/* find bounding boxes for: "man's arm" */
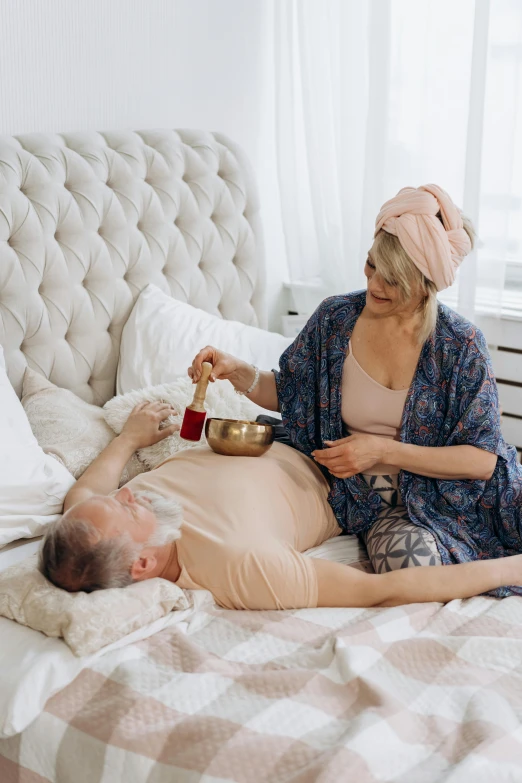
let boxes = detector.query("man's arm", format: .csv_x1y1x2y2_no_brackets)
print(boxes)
312,554,520,608
63,402,178,512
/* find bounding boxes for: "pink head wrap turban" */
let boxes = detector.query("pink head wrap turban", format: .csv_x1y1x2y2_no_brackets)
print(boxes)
374,184,471,291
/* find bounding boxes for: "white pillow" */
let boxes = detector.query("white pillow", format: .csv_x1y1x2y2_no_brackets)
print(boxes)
0,553,188,657
117,284,293,394
21,368,143,485
0,347,75,548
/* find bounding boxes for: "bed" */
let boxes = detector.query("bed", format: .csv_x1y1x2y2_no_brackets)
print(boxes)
1,129,522,783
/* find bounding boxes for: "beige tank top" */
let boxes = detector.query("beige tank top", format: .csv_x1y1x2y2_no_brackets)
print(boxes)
341,342,408,475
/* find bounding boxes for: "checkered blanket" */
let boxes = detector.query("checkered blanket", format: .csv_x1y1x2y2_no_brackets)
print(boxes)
1,596,522,782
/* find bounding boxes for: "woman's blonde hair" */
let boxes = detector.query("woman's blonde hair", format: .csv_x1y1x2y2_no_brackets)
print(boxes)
370,213,475,345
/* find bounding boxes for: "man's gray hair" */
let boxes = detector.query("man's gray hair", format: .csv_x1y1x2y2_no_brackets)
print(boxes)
39,516,139,593
39,492,184,593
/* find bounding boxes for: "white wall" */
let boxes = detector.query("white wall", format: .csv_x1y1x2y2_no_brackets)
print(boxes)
0,0,288,329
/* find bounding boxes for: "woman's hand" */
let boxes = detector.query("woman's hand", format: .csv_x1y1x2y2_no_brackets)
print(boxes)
120,401,179,450
188,345,280,412
188,345,258,393
312,434,388,478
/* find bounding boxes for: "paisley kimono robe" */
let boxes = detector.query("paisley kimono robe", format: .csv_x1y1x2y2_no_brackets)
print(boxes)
274,291,522,596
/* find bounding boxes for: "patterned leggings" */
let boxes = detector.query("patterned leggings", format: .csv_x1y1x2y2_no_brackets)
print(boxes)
360,474,441,574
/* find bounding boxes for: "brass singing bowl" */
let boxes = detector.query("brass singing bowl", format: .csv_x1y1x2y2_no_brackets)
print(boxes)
205,418,275,457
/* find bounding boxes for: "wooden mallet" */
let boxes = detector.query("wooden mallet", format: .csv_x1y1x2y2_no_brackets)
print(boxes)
180,361,213,441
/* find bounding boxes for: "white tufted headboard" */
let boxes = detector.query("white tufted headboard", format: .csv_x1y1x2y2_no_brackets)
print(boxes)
0,129,265,405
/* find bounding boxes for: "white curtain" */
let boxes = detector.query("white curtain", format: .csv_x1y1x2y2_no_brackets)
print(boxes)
275,0,522,320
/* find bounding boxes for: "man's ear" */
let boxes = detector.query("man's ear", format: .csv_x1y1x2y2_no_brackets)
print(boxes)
114,485,134,504
130,553,158,582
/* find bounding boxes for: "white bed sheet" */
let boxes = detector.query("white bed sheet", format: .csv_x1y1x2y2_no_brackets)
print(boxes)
0,537,42,572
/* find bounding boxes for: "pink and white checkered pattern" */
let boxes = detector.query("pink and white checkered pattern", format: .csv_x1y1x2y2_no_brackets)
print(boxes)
2,596,522,782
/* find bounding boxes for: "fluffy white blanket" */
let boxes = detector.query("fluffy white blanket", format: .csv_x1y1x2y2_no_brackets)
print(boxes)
103,376,270,470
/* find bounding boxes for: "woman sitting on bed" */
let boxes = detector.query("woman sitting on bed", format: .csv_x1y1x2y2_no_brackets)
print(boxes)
40,400,522,608
190,184,522,596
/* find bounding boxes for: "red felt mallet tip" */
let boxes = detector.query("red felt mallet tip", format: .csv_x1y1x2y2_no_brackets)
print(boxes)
180,409,206,441
180,361,213,441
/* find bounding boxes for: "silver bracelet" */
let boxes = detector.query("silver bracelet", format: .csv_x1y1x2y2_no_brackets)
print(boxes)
235,365,260,396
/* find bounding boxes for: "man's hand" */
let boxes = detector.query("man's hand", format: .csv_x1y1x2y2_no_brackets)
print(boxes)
312,434,388,478
121,402,180,450
64,402,180,511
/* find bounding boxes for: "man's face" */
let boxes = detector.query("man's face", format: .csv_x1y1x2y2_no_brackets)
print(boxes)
67,486,158,545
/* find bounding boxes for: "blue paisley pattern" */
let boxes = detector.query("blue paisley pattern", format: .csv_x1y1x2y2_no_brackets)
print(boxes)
274,291,522,597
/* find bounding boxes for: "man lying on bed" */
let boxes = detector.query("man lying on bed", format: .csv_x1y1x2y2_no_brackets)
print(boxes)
40,401,522,609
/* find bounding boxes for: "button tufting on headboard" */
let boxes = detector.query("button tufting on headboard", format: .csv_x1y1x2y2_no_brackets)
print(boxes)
0,129,266,403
